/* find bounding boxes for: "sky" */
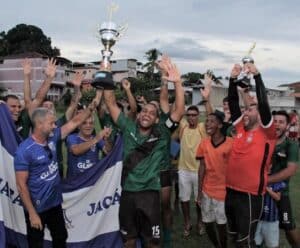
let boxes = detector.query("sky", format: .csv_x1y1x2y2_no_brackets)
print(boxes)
2,0,300,87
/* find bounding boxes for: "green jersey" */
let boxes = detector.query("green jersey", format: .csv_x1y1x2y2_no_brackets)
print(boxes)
271,138,299,195
117,112,172,192
16,110,32,140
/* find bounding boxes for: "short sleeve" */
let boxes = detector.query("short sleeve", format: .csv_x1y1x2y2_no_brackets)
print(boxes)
14,149,30,171
196,139,206,159
116,112,134,132
66,134,78,149
198,122,207,138
287,140,299,164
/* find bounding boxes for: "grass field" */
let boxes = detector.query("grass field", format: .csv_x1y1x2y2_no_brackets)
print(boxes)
171,169,300,248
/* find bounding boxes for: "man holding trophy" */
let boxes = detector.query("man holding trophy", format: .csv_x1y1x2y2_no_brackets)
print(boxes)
92,5,185,248
225,50,277,247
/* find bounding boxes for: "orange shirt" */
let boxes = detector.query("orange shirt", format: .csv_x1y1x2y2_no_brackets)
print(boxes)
196,136,233,201
226,118,276,195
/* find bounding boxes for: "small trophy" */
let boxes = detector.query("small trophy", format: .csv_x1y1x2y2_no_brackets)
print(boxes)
235,42,256,88
92,3,127,89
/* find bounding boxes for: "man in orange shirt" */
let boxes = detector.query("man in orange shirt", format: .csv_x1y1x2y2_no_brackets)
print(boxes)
225,63,277,247
197,111,233,248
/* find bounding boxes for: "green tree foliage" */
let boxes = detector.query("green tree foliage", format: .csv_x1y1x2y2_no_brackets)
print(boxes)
182,72,203,85
0,24,60,57
142,48,162,81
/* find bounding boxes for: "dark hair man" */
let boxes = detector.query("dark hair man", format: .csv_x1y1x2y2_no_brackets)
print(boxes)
269,110,300,248
225,63,277,247
103,58,184,248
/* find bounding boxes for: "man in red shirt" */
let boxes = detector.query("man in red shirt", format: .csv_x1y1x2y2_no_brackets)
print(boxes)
225,63,277,247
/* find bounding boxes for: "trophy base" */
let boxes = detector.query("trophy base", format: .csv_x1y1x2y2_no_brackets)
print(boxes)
92,71,115,90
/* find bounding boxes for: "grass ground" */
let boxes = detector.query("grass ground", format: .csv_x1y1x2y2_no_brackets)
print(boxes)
171,169,300,248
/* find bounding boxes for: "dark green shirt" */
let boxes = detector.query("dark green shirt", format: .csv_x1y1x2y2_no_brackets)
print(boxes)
16,110,32,140
117,112,172,192
271,138,299,195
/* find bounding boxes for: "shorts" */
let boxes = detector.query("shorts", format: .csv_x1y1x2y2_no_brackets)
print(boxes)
255,220,279,247
160,169,172,188
178,169,198,202
119,190,160,245
278,194,296,230
225,188,263,246
201,191,227,225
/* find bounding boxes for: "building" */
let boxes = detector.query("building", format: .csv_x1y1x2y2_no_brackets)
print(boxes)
0,52,72,101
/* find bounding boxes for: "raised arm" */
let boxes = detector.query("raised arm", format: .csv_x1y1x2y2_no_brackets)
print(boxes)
22,59,32,109
245,63,272,126
69,127,111,156
200,73,213,115
162,60,185,122
104,89,121,124
60,89,103,139
65,72,83,121
121,78,137,118
157,54,171,113
27,58,57,117
228,64,242,123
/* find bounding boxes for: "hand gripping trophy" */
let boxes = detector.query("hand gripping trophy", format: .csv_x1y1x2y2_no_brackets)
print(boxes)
92,3,127,89
235,42,256,88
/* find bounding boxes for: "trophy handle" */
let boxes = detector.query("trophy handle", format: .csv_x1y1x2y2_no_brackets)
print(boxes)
116,23,128,41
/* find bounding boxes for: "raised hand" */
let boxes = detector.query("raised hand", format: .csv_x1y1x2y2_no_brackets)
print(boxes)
230,64,242,78
121,78,131,90
71,72,84,87
102,126,112,140
244,62,259,75
156,54,171,75
44,58,57,78
162,60,181,84
22,58,32,76
200,73,213,100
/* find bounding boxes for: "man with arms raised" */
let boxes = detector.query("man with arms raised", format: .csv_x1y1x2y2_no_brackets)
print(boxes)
225,63,277,247
13,90,102,248
103,58,184,248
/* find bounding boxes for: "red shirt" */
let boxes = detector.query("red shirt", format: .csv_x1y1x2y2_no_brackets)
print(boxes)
226,117,276,195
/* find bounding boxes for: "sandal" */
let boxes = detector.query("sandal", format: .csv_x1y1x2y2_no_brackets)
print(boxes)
183,225,192,238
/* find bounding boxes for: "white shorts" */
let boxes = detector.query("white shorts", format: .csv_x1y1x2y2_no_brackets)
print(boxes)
201,191,227,225
255,220,279,248
178,169,198,202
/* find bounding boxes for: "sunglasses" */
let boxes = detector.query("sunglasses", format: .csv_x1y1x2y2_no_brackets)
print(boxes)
186,114,198,117
44,145,53,160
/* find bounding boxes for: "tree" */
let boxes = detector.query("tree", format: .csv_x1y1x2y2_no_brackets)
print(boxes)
0,24,60,57
142,48,162,81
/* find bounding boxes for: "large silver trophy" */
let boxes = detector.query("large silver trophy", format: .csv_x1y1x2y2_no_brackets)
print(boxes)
92,3,126,89
235,42,256,88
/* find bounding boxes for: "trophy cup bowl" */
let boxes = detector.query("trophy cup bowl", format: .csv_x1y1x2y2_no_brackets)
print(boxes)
92,22,120,89
234,56,254,89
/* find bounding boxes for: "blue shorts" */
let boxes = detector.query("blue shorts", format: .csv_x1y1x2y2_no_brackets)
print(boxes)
255,220,279,247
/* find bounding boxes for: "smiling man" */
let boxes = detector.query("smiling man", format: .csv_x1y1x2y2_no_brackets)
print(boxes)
225,63,277,247
103,58,184,248
268,110,300,248
13,90,102,248
196,111,233,248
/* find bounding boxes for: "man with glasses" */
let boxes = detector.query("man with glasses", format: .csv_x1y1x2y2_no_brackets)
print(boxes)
177,105,207,237
225,63,277,247
13,90,102,248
